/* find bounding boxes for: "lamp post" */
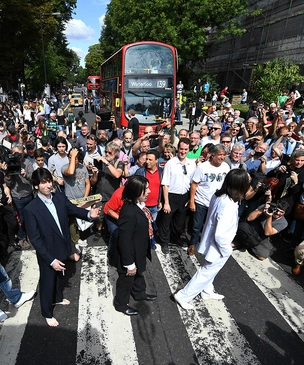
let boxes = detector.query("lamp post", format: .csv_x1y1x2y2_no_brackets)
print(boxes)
39,12,61,97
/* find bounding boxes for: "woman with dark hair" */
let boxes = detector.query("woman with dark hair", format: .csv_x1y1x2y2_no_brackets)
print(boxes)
174,169,249,309
113,175,157,316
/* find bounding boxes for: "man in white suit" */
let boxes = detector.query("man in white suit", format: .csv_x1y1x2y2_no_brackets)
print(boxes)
174,169,249,309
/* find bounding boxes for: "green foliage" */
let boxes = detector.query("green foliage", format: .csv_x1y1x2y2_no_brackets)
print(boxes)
99,0,248,78
85,44,104,76
231,104,249,118
250,59,304,105
0,0,77,94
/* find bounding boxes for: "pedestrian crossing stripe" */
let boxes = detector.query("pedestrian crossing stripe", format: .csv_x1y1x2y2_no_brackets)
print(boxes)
232,250,304,341
1,246,303,364
155,244,261,364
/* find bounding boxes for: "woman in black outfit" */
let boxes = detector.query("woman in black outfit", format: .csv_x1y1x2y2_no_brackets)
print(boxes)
113,175,157,316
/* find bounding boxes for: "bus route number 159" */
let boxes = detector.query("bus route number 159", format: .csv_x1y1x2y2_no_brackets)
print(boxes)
156,80,167,88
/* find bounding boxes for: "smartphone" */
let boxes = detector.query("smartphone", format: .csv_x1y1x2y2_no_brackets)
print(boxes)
149,134,159,139
254,151,264,157
291,132,301,141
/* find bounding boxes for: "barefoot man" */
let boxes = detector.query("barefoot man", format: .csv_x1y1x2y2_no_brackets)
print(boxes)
24,168,101,326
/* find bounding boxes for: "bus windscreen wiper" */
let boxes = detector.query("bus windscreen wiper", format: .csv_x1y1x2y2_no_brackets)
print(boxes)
127,90,141,97
144,91,163,97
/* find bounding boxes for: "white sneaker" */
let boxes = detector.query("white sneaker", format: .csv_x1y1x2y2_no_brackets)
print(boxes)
0,310,8,321
201,291,224,300
78,239,88,247
174,292,193,310
14,290,36,308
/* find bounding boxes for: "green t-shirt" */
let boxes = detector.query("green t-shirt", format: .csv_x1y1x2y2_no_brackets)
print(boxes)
187,146,202,159
278,95,288,107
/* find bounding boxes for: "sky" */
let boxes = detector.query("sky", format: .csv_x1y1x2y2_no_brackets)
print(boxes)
64,0,110,67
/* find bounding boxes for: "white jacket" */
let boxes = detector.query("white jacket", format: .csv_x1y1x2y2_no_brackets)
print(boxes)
197,194,239,263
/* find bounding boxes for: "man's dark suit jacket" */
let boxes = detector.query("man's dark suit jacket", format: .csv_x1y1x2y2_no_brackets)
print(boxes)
24,192,89,265
116,202,151,274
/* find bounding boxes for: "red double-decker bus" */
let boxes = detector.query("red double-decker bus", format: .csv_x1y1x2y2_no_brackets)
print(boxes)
99,41,177,134
87,75,100,99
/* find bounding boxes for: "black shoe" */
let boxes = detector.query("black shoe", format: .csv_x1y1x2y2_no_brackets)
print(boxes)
172,240,188,248
93,231,102,242
161,244,169,254
123,307,139,316
133,294,157,302
9,242,22,251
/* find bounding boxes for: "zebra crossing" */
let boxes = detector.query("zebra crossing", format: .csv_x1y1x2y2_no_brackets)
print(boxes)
0,243,303,365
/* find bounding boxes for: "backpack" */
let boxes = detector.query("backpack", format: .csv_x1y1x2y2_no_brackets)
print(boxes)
68,112,74,124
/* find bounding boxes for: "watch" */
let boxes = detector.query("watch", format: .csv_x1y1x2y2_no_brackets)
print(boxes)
105,162,110,166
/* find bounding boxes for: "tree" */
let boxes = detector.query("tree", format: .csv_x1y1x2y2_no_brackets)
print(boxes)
250,59,304,105
99,0,247,83
0,0,77,94
85,44,104,76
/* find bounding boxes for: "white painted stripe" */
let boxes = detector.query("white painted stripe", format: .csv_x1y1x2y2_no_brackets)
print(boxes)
233,250,304,341
76,246,138,365
0,250,39,365
155,244,261,365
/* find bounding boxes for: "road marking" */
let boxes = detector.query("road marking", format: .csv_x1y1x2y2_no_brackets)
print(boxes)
0,250,39,365
155,244,261,364
233,250,304,342
76,246,138,365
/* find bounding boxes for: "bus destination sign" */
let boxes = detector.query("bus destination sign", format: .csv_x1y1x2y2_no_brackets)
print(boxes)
127,79,168,89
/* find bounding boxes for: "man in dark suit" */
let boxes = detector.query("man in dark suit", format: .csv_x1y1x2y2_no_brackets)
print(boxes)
24,168,101,327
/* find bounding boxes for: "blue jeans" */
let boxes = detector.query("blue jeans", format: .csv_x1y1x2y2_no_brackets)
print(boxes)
105,215,119,260
146,205,159,231
189,202,208,246
0,263,21,304
13,194,33,240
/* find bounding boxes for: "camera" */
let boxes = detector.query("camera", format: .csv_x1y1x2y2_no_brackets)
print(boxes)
267,202,278,214
285,166,292,176
259,183,270,192
21,129,28,136
0,146,22,175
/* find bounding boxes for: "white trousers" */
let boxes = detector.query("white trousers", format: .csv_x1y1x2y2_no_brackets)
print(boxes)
178,255,230,303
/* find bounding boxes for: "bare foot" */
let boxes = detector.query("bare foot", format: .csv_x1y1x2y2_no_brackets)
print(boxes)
187,245,195,256
69,253,81,262
54,298,70,305
46,317,59,327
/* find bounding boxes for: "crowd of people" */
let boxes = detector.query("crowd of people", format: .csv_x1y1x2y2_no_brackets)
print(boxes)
1,87,304,322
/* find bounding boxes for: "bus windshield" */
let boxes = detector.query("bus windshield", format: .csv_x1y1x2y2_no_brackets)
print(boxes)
124,91,172,124
124,44,174,75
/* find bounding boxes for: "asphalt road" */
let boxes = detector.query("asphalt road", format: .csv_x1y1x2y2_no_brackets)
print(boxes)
1,232,304,365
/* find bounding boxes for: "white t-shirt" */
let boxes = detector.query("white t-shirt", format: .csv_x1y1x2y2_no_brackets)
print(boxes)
161,156,196,194
192,160,230,207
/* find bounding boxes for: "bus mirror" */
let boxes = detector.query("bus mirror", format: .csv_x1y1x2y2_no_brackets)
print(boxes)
115,98,120,107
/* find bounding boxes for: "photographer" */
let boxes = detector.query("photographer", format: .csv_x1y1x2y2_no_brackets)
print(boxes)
243,142,269,174
3,143,33,250
234,199,289,260
267,150,304,218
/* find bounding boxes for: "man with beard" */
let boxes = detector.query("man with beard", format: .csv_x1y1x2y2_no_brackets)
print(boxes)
188,144,230,255
83,134,103,176
121,130,134,161
201,122,222,148
90,142,124,242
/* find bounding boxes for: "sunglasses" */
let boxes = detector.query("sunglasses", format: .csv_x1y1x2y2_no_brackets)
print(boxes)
182,165,187,175
221,140,231,143
210,127,221,131
105,151,113,155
